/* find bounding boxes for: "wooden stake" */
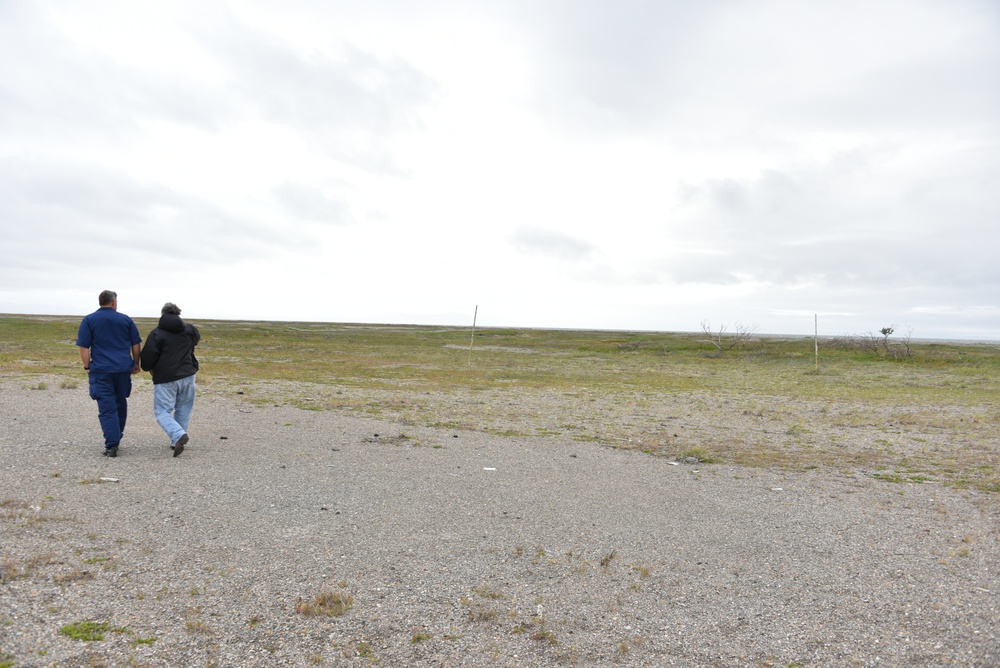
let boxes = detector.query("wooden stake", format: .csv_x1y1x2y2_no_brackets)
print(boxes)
468,305,478,366
814,313,819,370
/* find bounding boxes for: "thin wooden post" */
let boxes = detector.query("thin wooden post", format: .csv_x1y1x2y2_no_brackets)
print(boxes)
814,314,819,370
467,305,478,366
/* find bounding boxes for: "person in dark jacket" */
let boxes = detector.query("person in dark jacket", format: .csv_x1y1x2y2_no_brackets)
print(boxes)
140,302,200,457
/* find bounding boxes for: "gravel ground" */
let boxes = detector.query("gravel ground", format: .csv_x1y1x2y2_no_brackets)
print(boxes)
1,378,998,667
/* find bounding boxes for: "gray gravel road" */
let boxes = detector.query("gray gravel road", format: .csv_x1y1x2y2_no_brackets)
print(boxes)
1,380,998,667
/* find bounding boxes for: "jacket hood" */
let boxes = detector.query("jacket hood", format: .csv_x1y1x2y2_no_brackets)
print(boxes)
158,312,185,334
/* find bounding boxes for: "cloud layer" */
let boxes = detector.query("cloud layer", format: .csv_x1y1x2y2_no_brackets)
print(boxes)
1,0,997,339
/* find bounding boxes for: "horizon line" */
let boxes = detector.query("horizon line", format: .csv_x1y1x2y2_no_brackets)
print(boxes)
3,311,998,345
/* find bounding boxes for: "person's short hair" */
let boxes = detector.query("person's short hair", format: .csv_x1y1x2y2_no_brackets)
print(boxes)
98,290,117,306
161,302,181,316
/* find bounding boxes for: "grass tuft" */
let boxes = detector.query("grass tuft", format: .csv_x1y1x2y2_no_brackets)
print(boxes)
295,590,353,617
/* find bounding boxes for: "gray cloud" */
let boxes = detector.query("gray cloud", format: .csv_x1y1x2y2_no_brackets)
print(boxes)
0,158,303,288
513,1,709,131
662,153,1000,292
510,228,596,260
0,3,438,172
274,182,350,224
508,0,1000,138
220,39,434,132
0,5,227,140
201,14,439,172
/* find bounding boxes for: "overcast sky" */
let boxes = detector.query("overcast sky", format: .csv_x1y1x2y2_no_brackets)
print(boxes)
2,1,998,339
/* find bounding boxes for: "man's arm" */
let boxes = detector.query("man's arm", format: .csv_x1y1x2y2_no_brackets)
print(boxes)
131,343,141,374
78,346,91,371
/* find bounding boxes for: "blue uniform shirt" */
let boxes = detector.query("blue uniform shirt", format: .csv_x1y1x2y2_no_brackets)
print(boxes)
76,307,142,373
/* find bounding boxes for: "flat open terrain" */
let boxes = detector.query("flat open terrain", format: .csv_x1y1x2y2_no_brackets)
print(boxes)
1,315,998,666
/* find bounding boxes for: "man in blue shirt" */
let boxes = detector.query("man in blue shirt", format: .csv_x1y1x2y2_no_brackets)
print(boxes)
76,290,142,457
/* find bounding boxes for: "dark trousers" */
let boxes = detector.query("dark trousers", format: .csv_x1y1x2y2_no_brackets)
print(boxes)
89,371,132,448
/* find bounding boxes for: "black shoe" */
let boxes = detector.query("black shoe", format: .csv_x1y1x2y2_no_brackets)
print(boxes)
103,446,118,458
173,434,188,457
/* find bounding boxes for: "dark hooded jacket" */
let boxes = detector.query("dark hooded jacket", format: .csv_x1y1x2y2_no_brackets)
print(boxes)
139,312,200,384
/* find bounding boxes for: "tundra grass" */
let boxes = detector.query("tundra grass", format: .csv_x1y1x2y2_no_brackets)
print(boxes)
2,314,998,491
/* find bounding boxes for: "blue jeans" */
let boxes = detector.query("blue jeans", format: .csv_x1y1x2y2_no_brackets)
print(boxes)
153,375,196,446
89,371,132,448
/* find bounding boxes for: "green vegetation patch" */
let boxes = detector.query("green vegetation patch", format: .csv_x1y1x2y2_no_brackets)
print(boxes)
58,620,112,641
